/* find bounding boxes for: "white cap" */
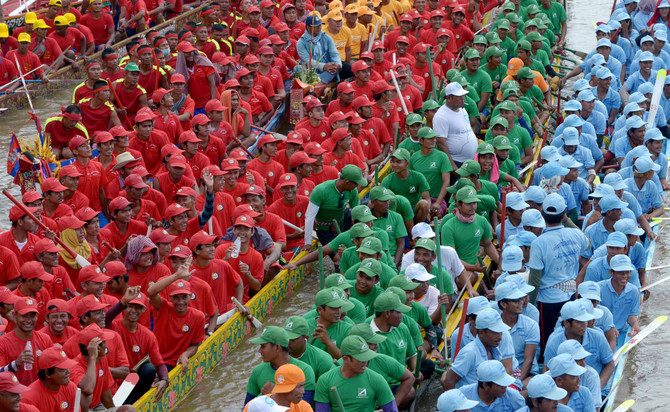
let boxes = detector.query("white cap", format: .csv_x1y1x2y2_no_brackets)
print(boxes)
405,263,435,282
445,82,469,97
411,222,436,240
245,396,290,412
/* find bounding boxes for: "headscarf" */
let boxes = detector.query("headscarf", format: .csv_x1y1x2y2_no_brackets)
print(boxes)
648,0,670,25
474,153,501,184
641,0,658,15
59,228,92,269
221,90,241,136
124,236,159,272
174,51,221,95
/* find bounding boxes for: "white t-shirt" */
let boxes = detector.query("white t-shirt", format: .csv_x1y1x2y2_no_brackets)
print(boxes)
432,105,478,163
416,285,440,316
401,245,465,292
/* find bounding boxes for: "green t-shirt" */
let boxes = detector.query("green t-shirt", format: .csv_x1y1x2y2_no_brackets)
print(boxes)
391,194,414,223
372,321,418,364
508,125,533,160
348,284,384,317
340,246,394,275
447,193,498,222
522,84,545,108
343,257,397,289
398,136,423,156
309,180,360,225
409,149,453,198
327,228,390,258
335,351,407,386
247,357,316,396
480,62,508,86
296,344,336,381
428,265,455,294
306,316,354,353
518,96,538,119
464,95,480,119
381,170,430,208
440,214,493,264
346,296,368,323
372,210,408,259
315,367,396,411
541,2,567,33
460,68,493,110
408,300,433,328
484,130,522,164
498,35,517,56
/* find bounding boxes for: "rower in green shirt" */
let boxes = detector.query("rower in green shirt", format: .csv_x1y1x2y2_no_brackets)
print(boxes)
460,48,493,113
409,127,452,218
343,236,397,288
480,46,507,91
370,292,419,376
484,116,523,165
382,148,430,224
283,316,335,382
325,273,367,323
447,172,499,226
476,141,525,191
306,287,355,359
493,136,521,189
411,238,455,298
340,226,394,275
397,113,424,156
369,186,408,266
245,326,317,405
348,258,385,317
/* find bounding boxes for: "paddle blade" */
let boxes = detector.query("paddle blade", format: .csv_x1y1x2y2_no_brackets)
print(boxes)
74,254,91,267
612,399,635,412
112,373,139,406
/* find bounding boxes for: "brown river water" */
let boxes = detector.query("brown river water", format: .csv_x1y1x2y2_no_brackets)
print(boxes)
0,1,667,409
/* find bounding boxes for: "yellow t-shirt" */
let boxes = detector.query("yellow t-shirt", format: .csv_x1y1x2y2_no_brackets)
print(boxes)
346,22,368,59
380,0,403,24
325,25,352,61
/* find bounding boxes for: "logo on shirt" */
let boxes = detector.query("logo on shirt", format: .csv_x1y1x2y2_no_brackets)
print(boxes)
297,211,303,218
212,272,219,280
430,162,436,168
268,171,275,177
98,369,104,377
398,339,405,348
386,225,392,231
60,401,69,410
182,325,190,332
409,186,416,193
217,205,224,211
132,345,140,353
475,229,481,237
357,388,368,398
35,349,42,356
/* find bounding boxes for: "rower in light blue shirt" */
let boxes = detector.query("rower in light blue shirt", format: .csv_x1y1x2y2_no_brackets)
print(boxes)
495,192,529,243
585,232,641,287
515,374,574,412
582,195,628,258
557,128,595,181
578,281,617,352
623,156,663,215
494,273,540,324
557,339,603,409
459,360,525,412
597,255,641,340
547,354,596,412
437,389,479,412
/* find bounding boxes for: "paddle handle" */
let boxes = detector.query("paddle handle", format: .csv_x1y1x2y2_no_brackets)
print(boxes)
453,299,469,359
250,124,276,135
231,135,255,158
330,386,347,412
318,245,325,290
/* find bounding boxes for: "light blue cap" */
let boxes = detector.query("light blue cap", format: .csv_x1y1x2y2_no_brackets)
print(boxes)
524,185,546,204
577,297,604,319
641,35,654,44
608,20,621,30
527,373,568,400
614,218,645,236
577,90,596,102
562,127,580,145
564,100,582,111
605,231,628,248
596,38,612,48
588,183,614,198
501,245,524,272
563,114,586,127
543,193,566,215
656,31,669,42
621,0,637,5
638,82,654,95
477,360,516,385
557,339,592,360
626,115,646,130
645,127,665,142
437,389,479,412
573,78,591,92
610,254,635,272
559,155,583,169
635,156,661,173
504,274,535,294
596,67,615,80
659,0,670,9
521,208,545,228
540,145,561,162
589,53,606,66
615,8,632,17
577,280,602,301
623,102,643,115
476,308,510,332
560,300,595,322
542,162,569,179
638,51,655,62
508,231,537,247
466,296,491,315
599,194,628,213
495,279,527,301
602,173,627,190
653,23,668,32
596,24,611,33
506,192,529,211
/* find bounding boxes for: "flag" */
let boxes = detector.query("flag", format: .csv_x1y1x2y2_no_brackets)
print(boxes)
7,132,21,177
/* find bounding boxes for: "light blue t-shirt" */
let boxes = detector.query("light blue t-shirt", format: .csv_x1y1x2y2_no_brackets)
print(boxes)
558,146,595,180
460,382,525,412
591,240,647,273
623,177,663,214
597,279,640,334
584,255,641,288
568,178,590,216
568,385,596,412
544,327,613,374
507,314,540,371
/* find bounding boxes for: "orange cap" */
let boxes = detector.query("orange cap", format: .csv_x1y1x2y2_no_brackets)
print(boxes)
506,57,524,76
271,364,306,394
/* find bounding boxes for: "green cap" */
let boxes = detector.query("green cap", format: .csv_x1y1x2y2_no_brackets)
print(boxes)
352,205,376,222
350,222,374,239
391,147,411,161
473,35,487,45
456,186,479,203
422,99,439,111
536,17,548,29
386,286,407,305
332,287,355,312
484,46,503,60
490,116,509,129
477,141,495,155
415,237,436,252
388,274,420,291
250,326,289,347
445,68,460,81
325,273,352,290
503,87,520,99
502,2,515,11
341,164,367,186
454,75,470,87
417,126,437,139
525,19,539,29
464,48,481,59
447,177,475,194
517,66,537,79
406,112,424,125
500,80,520,94
283,316,309,339
493,135,513,150
526,4,540,14
455,159,481,177
485,32,501,44
497,18,510,30
499,100,517,111
370,186,395,201
517,39,532,51
357,236,382,254
374,291,411,313
505,12,521,23
315,287,349,308
358,258,381,278
348,323,387,344
124,62,140,72
526,31,543,42
340,335,377,361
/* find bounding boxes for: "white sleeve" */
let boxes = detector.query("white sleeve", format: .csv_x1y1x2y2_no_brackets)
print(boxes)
304,201,320,246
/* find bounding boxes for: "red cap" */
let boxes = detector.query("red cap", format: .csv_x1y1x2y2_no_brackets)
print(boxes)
14,297,40,314
235,35,251,45
109,197,132,213
233,204,262,219
192,114,212,127
258,45,274,55
123,174,149,190
34,238,62,255
79,265,111,283
337,81,354,93
274,22,289,32
22,190,43,204
430,9,445,17
289,151,317,168
169,154,189,168
58,166,83,180
150,228,177,244
352,60,369,73
161,145,184,159
453,5,466,14
396,35,410,44
170,73,186,84
174,186,197,199
372,80,395,95
245,185,266,198
399,13,413,22
169,245,191,259
165,203,189,219
0,287,20,305
8,205,38,221
269,34,285,45
77,323,115,345
38,347,78,370
167,279,192,296
46,298,71,316
277,173,299,187
260,0,274,7
359,51,374,60
76,295,111,317
352,96,374,109
328,110,348,124
190,230,217,249
247,5,260,13
102,261,127,278
257,134,280,148
224,79,241,88
0,373,28,394
233,214,255,228
153,88,174,104
110,125,130,137
437,28,453,38
68,135,88,152
95,131,115,144
212,52,232,65
205,99,227,113
127,292,148,307
135,107,157,123
179,131,202,144
236,67,252,80
285,131,304,145
203,165,226,176
57,215,86,232
346,111,366,124
331,128,352,142
413,43,428,53
243,54,260,65
306,99,326,112
304,142,327,155
370,40,384,51
177,41,197,53
229,149,248,161
42,177,68,192
222,158,241,171
76,207,100,222
131,165,151,177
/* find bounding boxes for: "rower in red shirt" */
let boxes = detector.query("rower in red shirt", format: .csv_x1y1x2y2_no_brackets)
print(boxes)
73,62,103,104
446,6,474,51
48,16,85,61
247,135,286,197
137,44,167,100
41,177,74,224
79,80,122,134
176,41,217,111
22,346,78,412
154,154,196,202
179,131,212,182
203,101,232,161
13,262,54,330
66,265,119,316
323,129,367,172
69,324,115,410
34,239,77,301
268,173,310,252
147,264,206,369
123,174,161,223
222,159,251,205
354,98,393,159
275,131,303,173
0,54,18,90
326,81,356,116
80,0,116,48
44,105,88,159
128,107,171,175
350,60,374,99
153,87,184,144
303,142,339,186
30,20,63,67
99,197,148,250
37,298,78,345
69,135,109,216
111,63,149,129
294,99,330,144
237,67,273,125
195,165,235,233
6,33,46,82
193,24,218,59
0,205,42,267
101,49,124,84
164,170,215,248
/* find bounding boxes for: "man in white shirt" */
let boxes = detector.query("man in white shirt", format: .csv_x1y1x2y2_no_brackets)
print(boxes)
433,82,478,171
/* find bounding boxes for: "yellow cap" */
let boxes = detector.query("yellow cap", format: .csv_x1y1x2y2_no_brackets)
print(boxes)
358,5,373,15
18,33,31,43
344,4,359,13
0,23,8,38
64,12,77,23
329,0,342,9
32,19,51,29
54,16,69,26
24,12,37,25
326,10,343,21
372,0,382,6
48,0,62,6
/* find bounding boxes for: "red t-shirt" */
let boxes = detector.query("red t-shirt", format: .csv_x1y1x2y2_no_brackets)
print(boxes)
363,116,393,146
44,265,77,301
101,69,124,85
241,89,273,116
153,301,206,366
47,28,81,54
64,190,90,214
0,57,18,87
294,118,330,144
0,331,53,385
304,165,339,186
44,115,88,149
214,242,264,302
37,324,79,345
354,128,383,161
254,212,287,244
252,73,276,100
70,354,114,408
195,191,236,234
325,98,354,117
73,159,108,211
128,129,171,176
209,122,235,148
447,20,474,50
30,38,62,66
351,82,373,100
371,102,400,136
222,182,250,206
191,259,240,313
23,377,78,412
0,231,41,266
247,158,285,189
5,50,43,78
111,318,165,368
132,198,161,223
0,245,20,287
153,111,184,144
371,59,393,79
155,171,196,203
79,99,115,134
188,64,216,109
267,195,309,250
13,288,51,330
138,66,166,100
113,80,147,128
43,203,74,224
185,152,212,182
99,220,148,250
73,81,95,104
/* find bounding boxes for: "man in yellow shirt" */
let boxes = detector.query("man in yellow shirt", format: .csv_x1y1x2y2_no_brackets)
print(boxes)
324,10,352,63
344,4,369,59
